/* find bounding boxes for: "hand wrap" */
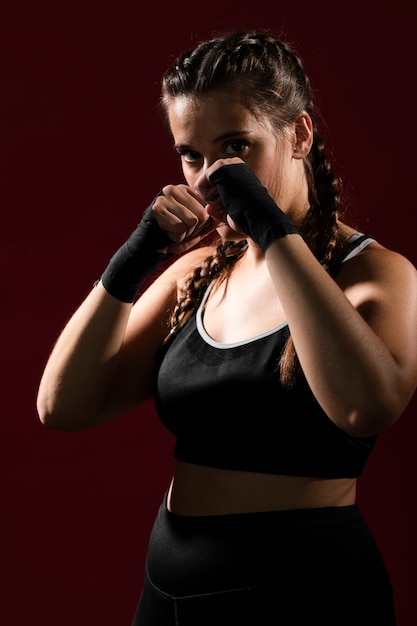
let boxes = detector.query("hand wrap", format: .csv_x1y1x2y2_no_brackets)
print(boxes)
209,163,300,253
98,196,172,303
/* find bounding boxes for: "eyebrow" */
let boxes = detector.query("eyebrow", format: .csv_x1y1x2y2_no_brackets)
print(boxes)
173,129,251,151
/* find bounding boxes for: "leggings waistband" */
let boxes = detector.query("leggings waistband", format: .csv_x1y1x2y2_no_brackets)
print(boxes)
162,490,363,531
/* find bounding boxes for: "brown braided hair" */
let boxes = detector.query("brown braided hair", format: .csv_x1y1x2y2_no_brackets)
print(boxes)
159,31,348,387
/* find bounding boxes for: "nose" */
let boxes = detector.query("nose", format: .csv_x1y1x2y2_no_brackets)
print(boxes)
190,155,218,193
202,155,220,171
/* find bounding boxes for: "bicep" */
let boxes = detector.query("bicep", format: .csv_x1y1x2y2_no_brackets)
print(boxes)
342,249,417,394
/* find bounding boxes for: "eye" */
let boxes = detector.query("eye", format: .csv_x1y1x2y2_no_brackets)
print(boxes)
176,148,202,163
224,140,249,157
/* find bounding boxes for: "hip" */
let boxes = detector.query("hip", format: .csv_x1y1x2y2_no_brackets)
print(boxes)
147,491,390,596
134,493,396,625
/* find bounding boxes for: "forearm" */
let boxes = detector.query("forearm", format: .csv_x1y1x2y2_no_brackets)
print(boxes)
37,194,176,429
265,236,409,436
207,161,415,436
36,283,133,430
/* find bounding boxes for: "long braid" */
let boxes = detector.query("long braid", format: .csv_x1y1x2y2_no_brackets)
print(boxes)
281,128,343,386
164,240,247,345
301,127,343,267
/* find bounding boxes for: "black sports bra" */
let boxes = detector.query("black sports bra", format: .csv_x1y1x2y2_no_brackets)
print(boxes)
154,234,377,478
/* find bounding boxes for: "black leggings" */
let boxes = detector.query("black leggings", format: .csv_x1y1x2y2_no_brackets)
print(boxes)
132,496,396,625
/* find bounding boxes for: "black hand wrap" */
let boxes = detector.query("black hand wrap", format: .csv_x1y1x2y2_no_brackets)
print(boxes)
209,163,300,253
98,196,172,303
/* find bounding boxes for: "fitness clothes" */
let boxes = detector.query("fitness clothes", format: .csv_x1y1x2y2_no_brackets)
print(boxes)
155,234,377,478
131,494,396,625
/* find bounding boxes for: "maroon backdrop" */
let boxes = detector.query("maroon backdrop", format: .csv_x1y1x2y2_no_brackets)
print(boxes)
2,2,416,624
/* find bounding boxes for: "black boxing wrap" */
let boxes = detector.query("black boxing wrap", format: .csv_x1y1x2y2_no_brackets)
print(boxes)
98,197,172,303
209,163,300,253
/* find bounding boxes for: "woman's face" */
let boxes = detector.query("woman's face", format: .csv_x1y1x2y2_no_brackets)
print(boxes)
167,88,310,226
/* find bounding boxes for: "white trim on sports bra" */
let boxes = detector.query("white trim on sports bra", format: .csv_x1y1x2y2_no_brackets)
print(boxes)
342,234,376,262
196,233,376,350
196,282,288,349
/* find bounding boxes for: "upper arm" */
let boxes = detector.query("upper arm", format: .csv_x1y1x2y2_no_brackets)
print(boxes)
338,244,417,401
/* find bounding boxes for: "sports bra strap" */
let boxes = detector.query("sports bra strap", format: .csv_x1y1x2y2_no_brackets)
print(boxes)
329,233,376,278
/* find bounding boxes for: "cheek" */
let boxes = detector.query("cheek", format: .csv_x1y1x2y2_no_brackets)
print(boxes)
248,149,282,186
262,156,289,200
181,164,198,188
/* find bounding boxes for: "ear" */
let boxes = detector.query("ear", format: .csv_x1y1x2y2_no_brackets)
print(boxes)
292,112,313,159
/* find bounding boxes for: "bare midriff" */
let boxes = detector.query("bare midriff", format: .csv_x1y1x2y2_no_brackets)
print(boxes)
167,460,357,516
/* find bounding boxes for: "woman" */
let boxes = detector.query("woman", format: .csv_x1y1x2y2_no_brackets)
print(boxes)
36,31,417,624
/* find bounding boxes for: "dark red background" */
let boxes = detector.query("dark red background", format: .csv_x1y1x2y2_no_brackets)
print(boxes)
2,2,416,624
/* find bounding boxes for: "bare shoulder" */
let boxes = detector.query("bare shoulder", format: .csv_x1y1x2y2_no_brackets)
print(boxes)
338,238,417,287
335,239,417,346
337,238,417,371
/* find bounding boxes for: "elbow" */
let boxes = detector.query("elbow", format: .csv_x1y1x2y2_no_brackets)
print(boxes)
343,407,395,438
36,382,67,430
36,393,85,432
37,404,76,432
335,364,417,438
36,393,55,428
341,387,413,438
36,388,114,431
